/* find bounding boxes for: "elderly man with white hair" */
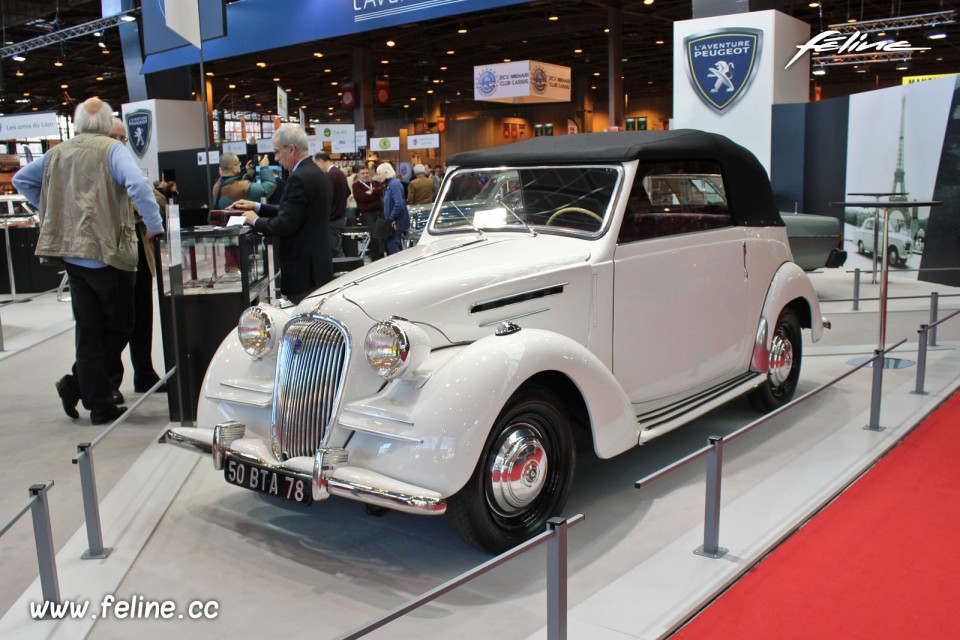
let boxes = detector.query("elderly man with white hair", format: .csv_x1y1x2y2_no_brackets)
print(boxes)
228,124,333,303
13,98,163,425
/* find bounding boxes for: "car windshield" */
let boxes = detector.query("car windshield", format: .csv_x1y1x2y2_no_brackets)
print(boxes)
429,166,621,237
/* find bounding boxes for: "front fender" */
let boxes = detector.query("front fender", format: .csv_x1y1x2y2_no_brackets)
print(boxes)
759,261,824,344
342,328,637,498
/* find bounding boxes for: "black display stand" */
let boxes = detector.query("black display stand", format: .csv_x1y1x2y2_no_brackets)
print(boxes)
0,224,64,295
155,226,267,421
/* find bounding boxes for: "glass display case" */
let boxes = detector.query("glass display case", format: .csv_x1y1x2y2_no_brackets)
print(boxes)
0,194,61,295
154,226,269,421
156,226,267,302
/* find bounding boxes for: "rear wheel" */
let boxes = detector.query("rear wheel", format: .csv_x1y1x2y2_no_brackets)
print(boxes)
857,240,865,255
749,309,802,412
888,245,901,267
448,385,575,553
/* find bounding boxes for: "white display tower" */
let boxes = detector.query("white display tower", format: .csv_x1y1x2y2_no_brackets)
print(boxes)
672,9,809,175
120,99,207,183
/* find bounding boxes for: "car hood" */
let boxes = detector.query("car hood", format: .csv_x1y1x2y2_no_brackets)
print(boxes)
308,233,593,342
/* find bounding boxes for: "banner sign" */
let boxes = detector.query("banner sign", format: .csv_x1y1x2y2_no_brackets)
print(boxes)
474,60,571,103
0,112,61,139
277,84,288,119
683,28,762,113
371,137,400,152
196,149,220,165
307,135,320,156
408,133,440,149
332,138,356,154
356,130,368,149
256,138,273,153
222,140,247,155
317,124,355,146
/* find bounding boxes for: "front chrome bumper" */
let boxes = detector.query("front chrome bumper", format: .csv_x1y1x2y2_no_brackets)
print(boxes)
165,423,446,515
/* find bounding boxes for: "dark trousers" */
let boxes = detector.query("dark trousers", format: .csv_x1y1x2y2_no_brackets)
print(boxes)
109,237,159,390
386,230,405,255
360,210,386,261
65,263,135,417
330,215,346,258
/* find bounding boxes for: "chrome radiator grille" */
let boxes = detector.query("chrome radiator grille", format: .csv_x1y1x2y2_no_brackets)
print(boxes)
271,315,349,460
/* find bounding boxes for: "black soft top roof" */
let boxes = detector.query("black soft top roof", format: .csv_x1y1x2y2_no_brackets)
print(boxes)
448,129,783,227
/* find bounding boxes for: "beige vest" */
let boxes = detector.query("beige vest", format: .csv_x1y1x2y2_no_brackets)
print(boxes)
36,133,138,271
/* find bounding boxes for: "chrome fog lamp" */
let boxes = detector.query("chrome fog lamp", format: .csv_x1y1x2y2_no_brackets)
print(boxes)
238,305,283,358
365,319,430,379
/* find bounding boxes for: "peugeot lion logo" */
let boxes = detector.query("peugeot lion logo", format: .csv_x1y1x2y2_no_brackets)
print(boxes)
684,28,763,114
124,109,152,158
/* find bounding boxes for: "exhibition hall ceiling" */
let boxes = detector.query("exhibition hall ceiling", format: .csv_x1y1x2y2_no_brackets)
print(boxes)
0,0,957,122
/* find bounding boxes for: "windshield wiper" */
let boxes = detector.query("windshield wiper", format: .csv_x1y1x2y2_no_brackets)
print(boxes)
446,202,485,238
498,198,537,236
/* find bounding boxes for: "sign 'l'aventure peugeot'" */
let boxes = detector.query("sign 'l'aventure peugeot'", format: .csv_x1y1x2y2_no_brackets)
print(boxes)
684,28,763,114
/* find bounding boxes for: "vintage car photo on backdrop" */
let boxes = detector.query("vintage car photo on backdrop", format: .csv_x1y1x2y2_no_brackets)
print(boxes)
166,130,827,552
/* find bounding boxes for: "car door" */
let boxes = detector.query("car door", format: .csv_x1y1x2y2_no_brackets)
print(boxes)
612,165,750,405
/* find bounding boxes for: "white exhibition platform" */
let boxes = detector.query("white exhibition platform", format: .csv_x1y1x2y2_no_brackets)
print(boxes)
1,267,958,640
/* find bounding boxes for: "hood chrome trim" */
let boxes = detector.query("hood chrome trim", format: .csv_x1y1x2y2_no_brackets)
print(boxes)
470,282,568,314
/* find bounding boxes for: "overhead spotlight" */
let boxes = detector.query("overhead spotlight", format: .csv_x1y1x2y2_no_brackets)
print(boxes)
54,60,63,67
96,76,104,81
503,58,511,62
812,68,826,76
427,89,434,94
313,52,323,58
256,62,267,68
102,49,109,54
272,77,280,82
228,84,236,89
926,27,947,40
98,41,106,48
457,24,467,34
119,15,136,22
440,66,448,70
446,50,455,54
60,84,68,89
12,55,25,62
93,32,101,37
244,94,251,99
644,0,654,4
574,48,583,53
808,2,820,7
548,15,559,21
655,39,665,45
15,69,24,76
386,40,396,47
381,59,389,64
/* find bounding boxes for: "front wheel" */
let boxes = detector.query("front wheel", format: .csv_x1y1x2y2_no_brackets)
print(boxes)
748,309,802,412
887,246,901,267
856,240,865,255
448,385,575,553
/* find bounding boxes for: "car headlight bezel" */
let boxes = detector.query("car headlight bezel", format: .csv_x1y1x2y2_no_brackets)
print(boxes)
237,305,285,358
365,319,430,379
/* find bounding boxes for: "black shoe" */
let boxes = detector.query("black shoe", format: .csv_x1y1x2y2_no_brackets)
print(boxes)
134,376,165,393
55,376,80,420
111,389,125,405
91,405,127,426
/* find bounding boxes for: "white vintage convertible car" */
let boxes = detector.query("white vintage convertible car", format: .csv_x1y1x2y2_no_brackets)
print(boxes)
166,130,825,552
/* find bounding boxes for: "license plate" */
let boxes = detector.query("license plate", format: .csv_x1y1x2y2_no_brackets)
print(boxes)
224,457,313,505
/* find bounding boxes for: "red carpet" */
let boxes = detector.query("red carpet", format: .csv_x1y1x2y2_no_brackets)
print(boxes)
673,390,960,640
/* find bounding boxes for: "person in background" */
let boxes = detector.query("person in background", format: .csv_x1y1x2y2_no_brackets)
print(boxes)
352,165,385,261
407,163,435,206
13,98,163,425
377,162,410,255
345,165,358,225
213,153,276,208
313,152,348,258
108,118,167,399
228,124,333,304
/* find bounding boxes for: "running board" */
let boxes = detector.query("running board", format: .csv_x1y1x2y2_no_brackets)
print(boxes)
637,372,764,444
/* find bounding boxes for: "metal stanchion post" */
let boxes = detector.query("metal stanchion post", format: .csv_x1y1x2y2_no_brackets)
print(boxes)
0,305,5,352
865,349,885,432
547,517,571,640
930,292,939,347
74,444,112,559
914,325,929,396
694,436,728,559
852,268,861,311
29,482,61,608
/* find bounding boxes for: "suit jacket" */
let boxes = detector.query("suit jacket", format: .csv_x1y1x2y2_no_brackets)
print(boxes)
253,158,333,298
327,165,349,221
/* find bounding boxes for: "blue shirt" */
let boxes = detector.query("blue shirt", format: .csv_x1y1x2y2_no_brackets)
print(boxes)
13,141,164,268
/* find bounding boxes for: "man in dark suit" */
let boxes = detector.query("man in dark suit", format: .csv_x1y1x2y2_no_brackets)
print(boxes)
228,124,333,304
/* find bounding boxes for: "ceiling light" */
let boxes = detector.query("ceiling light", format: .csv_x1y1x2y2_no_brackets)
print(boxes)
98,41,107,48
457,27,467,34
410,97,417,101
926,27,948,39
440,66,448,70
574,48,583,53
256,62,266,68
331,81,338,86
272,77,280,82
102,50,109,54
324,68,331,73
256,103,261,107
23,92,30,96
12,55,25,62
206,71,214,76
591,85,597,90
604,28,610,33
381,59,389,64
447,50,455,54
96,76,104,81
313,52,323,58
855,68,867,73
847,18,858,23
386,40,396,47
656,39,665,44
503,58,511,62
808,2,820,7
548,15,559,21
244,94,251,99
644,0,654,4
60,84,68,89
593,71,601,76
285,88,291,92
427,89,434,94
812,68,826,76
93,31,101,37
228,84,236,89
120,15,136,22
15,70,23,76
54,60,63,67
433,79,440,83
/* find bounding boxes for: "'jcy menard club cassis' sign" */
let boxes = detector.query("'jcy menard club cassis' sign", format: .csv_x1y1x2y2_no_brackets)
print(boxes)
684,28,763,114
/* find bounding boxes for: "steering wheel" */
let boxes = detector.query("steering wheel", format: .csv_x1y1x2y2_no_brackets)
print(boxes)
545,207,603,226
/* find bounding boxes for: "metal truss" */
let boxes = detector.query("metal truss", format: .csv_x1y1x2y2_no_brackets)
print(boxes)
0,9,138,59
812,51,915,68
829,10,956,34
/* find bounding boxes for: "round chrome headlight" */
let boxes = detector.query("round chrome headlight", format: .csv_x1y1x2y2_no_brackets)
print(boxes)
365,319,430,379
238,306,274,357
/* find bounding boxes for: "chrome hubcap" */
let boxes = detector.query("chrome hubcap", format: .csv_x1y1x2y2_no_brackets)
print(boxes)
769,331,794,387
487,425,548,516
